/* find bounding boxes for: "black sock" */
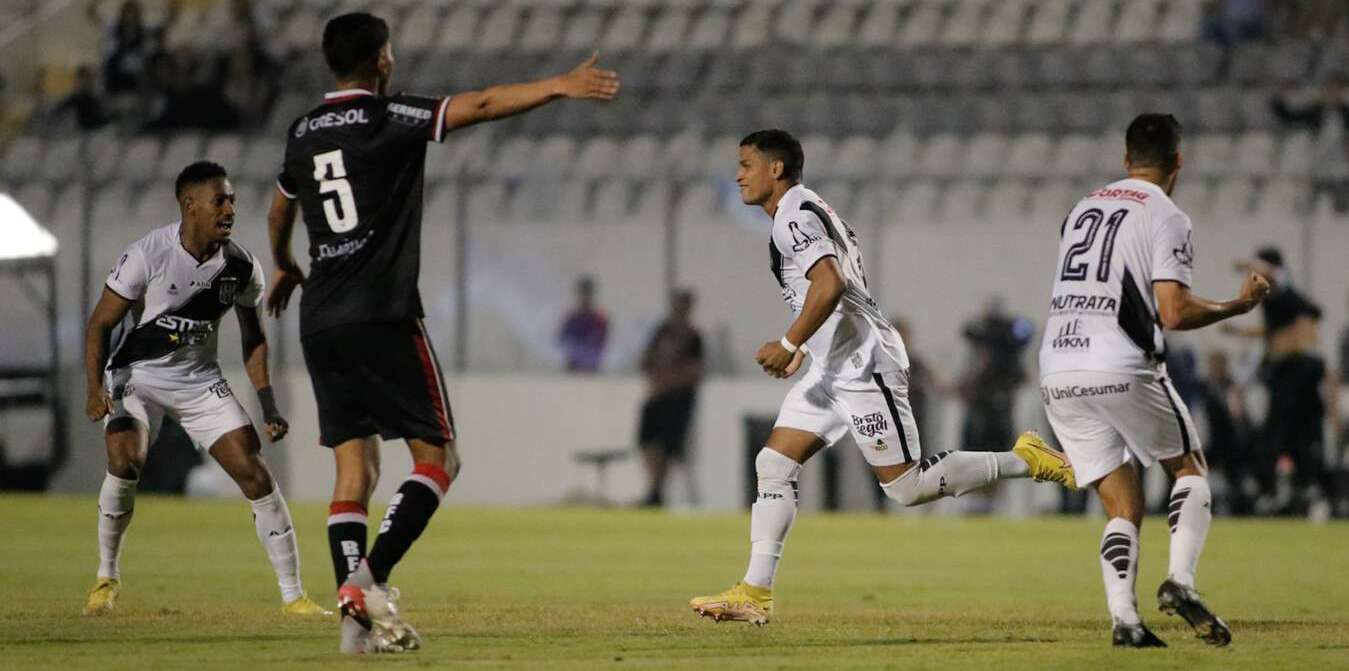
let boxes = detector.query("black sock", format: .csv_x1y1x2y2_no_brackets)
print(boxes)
327,501,368,589
367,464,450,584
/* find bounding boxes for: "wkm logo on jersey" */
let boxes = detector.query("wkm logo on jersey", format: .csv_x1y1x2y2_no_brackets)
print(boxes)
1052,318,1091,351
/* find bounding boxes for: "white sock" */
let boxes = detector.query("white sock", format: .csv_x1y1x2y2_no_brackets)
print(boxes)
1167,475,1212,588
97,473,137,580
1100,517,1141,626
880,450,1021,506
250,487,304,603
743,449,801,589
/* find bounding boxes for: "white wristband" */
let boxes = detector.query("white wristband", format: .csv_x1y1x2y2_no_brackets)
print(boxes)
780,336,799,353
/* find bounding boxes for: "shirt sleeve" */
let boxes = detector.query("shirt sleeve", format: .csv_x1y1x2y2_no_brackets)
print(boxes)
389,93,452,144
235,253,266,308
771,209,838,276
105,243,149,301
1152,212,1194,287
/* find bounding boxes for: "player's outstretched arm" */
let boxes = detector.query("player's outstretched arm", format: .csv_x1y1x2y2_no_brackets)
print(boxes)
441,51,619,132
236,305,288,441
756,257,846,378
84,288,133,421
266,189,304,318
1154,273,1270,332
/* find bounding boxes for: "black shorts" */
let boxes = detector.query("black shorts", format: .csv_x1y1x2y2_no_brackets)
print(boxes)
638,390,696,458
301,319,455,448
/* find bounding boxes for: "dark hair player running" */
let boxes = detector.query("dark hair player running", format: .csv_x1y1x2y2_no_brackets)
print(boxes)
266,12,618,654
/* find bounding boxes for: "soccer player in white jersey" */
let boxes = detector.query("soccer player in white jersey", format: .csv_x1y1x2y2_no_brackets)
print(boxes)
689,130,1077,625
1038,114,1270,647
82,161,327,617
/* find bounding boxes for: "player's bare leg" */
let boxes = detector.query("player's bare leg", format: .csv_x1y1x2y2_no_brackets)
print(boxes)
1156,451,1229,646
692,428,823,625
340,438,457,652
1095,462,1165,647
85,418,147,616
209,426,323,615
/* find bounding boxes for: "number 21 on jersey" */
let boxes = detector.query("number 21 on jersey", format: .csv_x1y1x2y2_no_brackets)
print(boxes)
1060,208,1126,282
313,150,358,233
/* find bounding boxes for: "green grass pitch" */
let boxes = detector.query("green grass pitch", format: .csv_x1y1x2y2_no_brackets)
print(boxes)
3,494,1347,669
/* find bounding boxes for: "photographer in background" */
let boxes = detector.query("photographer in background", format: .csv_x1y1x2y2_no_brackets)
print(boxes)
957,297,1034,512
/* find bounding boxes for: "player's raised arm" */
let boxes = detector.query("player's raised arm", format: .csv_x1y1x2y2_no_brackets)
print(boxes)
1153,273,1269,332
441,51,619,131
83,287,133,421
236,304,288,441
266,188,304,318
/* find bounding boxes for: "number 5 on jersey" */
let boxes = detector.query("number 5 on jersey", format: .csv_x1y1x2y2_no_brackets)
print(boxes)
313,150,358,233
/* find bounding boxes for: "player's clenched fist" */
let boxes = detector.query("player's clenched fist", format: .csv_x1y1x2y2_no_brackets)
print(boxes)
86,388,113,422
555,51,620,100
1239,271,1270,309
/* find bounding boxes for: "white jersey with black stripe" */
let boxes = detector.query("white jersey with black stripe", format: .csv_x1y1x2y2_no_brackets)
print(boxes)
769,184,909,379
1038,178,1194,377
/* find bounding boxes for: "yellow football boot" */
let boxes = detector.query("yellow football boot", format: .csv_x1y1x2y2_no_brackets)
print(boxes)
1012,431,1077,489
282,594,334,616
84,578,120,616
690,582,773,625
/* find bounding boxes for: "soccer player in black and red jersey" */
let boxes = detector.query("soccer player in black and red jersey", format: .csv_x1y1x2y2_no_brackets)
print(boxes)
266,12,618,654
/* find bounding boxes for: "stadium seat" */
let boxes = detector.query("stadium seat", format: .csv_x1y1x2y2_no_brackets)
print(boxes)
986,178,1031,216
1115,0,1163,43
851,182,898,229
1194,88,1242,132
478,4,523,52
942,179,986,222
730,3,773,50
702,133,740,180
203,135,246,174
238,137,285,182
897,2,946,48
811,2,858,48
674,182,719,228
1209,177,1256,222
130,181,180,226
981,0,1030,46
941,0,988,47
575,136,620,178
1026,0,1072,45
592,178,632,221
688,7,732,50
120,137,165,184
893,179,942,225
1029,179,1081,223
856,1,901,47
91,183,134,232
1157,0,1204,43
813,179,855,217
1231,132,1278,178
832,135,879,180
1277,132,1315,178
441,126,495,178
1067,0,1116,46
398,5,444,55
518,5,564,53
425,182,460,226
438,4,484,51
618,135,661,181
279,7,322,53
1048,134,1096,179
465,180,507,225
632,180,673,225
489,136,537,179
1004,133,1053,179
0,136,43,182
1256,178,1312,219
663,131,706,180
157,134,205,182
1089,130,1126,180
37,137,81,182
1188,133,1236,179
601,4,647,52
964,133,1009,178
879,132,920,179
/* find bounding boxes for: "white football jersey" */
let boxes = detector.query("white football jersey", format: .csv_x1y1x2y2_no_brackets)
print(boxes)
1038,178,1194,377
105,223,265,390
769,184,908,378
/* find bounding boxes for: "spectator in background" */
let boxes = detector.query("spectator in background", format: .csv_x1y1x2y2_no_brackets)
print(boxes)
557,276,608,373
142,50,242,131
1203,0,1267,46
86,0,180,95
1271,73,1349,213
49,66,115,131
957,297,1034,512
636,290,705,507
1197,350,1259,515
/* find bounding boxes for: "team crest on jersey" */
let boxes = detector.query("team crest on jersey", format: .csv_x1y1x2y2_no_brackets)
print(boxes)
1173,232,1195,268
852,412,889,438
788,221,822,253
217,276,239,304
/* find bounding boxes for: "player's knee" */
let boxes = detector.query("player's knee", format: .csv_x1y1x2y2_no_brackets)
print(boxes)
755,448,801,499
880,470,922,507
106,453,144,481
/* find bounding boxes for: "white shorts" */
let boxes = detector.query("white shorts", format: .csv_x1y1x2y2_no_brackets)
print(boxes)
105,371,252,450
1041,370,1202,487
775,368,920,467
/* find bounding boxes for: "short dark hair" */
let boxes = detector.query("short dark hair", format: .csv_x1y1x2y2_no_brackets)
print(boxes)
175,161,227,199
1125,113,1182,172
740,129,804,182
322,12,389,79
